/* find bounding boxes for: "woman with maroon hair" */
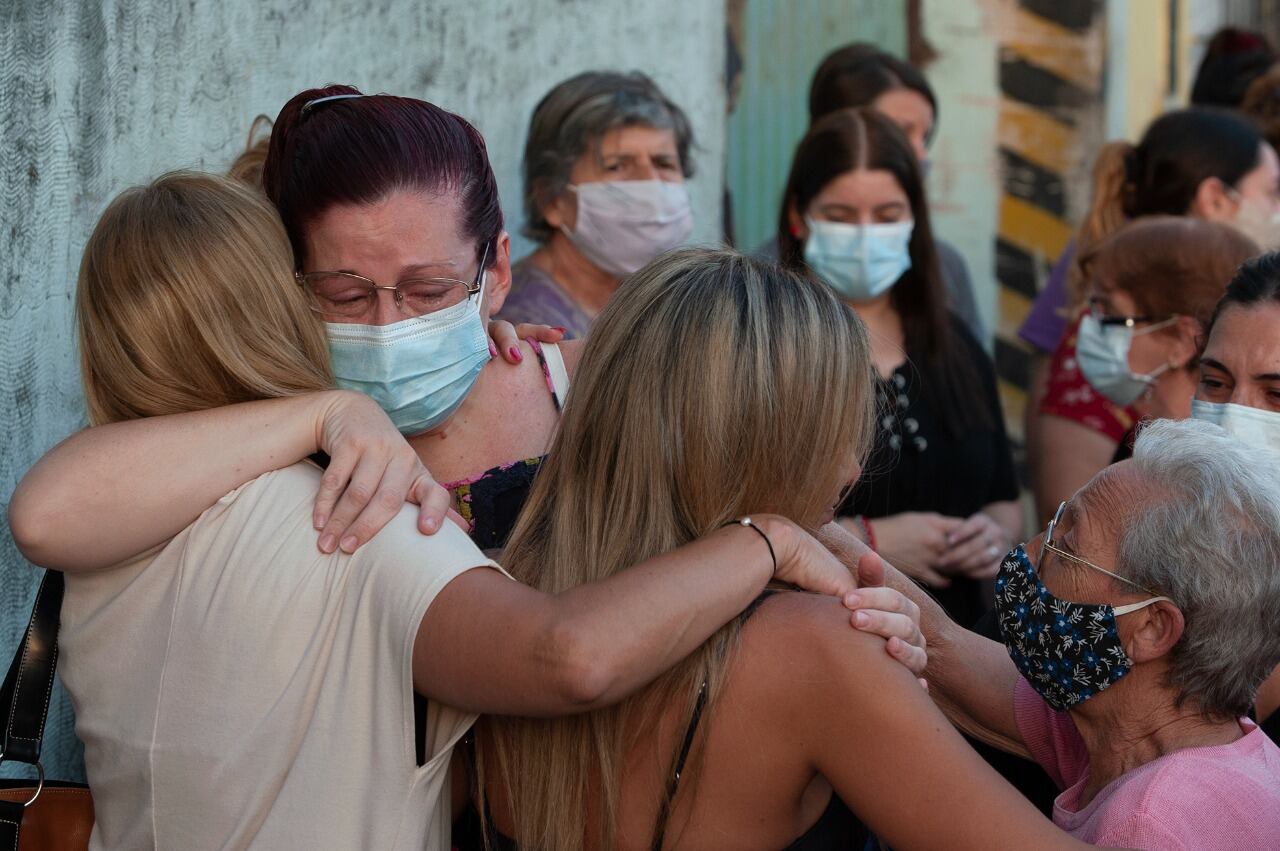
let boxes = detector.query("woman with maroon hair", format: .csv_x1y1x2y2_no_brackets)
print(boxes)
242,85,576,554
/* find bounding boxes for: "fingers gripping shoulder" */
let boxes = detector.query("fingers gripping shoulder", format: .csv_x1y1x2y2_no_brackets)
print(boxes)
736,592,914,706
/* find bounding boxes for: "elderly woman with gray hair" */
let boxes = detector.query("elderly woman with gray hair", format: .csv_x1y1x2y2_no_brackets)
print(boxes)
497,71,695,337
827,417,1280,847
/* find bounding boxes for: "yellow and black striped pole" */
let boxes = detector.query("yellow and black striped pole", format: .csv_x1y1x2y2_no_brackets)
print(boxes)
994,0,1104,453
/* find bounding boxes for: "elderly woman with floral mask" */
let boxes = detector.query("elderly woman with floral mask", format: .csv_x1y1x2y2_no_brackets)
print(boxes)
825,417,1280,847
497,71,695,338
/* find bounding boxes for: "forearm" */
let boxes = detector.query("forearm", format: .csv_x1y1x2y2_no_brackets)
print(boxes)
818,521,1027,753
419,519,784,716
544,518,783,708
10,392,337,571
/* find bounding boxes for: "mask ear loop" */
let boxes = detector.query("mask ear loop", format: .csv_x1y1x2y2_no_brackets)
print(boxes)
1112,595,1174,616
556,185,581,241
1132,316,1184,389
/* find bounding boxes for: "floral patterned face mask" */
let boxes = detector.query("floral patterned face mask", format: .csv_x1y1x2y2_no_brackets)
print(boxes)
994,512,1172,711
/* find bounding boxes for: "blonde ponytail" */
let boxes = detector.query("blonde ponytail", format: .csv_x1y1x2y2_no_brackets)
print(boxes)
1069,140,1135,305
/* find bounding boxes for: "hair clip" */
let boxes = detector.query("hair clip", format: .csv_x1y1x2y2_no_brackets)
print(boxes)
300,93,364,118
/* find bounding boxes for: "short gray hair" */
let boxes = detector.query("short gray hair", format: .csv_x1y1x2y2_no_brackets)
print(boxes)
521,70,695,243
1121,417,1280,718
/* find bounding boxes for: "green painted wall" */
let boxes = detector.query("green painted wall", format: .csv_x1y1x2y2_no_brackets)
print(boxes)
727,0,908,251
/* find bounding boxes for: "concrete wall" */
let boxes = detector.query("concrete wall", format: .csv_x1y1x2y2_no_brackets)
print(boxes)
921,0,1003,336
0,0,726,780
725,0,907,252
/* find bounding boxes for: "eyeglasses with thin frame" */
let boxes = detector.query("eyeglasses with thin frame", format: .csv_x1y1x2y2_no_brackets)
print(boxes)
1086,298,1177,330
1040,501,1167,608
297,242,489,320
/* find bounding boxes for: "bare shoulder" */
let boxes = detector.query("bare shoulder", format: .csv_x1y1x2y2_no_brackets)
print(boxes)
733,591,913,706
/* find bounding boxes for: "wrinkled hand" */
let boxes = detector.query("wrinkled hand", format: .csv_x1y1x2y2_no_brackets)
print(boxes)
936,511,1009,580
843,551,928,678
311,391,454,554
864,512,965,589
487,320,566,364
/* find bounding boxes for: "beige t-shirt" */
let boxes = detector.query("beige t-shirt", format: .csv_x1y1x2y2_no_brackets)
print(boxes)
59,462,496,850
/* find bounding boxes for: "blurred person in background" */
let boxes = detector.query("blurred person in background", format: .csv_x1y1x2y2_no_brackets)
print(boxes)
1191,27,1277,109
1025,108,1277,522
1241,63,1280,154
776,107,1020,628
1073,217,1256,460
497,71,694,338
757,42,984,341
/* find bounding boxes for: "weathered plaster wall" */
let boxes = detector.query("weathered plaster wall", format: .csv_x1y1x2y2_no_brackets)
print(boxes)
920,0,1002,337
1,0,726,780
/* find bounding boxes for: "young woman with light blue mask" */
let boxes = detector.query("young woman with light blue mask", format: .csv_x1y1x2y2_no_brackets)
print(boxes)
1070,217,1258,461
776,107,1022,627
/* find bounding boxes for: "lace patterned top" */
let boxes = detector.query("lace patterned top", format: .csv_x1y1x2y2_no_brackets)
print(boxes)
444,340,569,552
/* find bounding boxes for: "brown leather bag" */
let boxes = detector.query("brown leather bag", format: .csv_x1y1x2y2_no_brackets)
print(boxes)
0,784,92,851
0,572,93,850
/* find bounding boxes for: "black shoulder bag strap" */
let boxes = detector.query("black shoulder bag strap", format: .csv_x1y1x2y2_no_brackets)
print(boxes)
0,570,65,847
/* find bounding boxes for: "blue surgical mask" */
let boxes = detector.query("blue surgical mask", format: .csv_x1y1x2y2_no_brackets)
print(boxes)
802,217,913,301
994,544,1170,711
1191,399,1280,453
325,276,490,436
1076,314,1175,407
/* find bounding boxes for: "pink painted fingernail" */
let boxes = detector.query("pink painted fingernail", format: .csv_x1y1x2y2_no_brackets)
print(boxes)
488,341,498,358
553,326,566,335
509,346,523,362
318,534,336,553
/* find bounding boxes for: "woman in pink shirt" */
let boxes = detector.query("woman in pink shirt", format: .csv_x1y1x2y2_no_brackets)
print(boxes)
826,417,1280,848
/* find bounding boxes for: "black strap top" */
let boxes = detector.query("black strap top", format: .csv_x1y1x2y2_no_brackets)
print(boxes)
454,592,870,851
650,592,871,851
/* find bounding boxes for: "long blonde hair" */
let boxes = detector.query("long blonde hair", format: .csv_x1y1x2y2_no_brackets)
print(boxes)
77,171,333,425
483,248,876,851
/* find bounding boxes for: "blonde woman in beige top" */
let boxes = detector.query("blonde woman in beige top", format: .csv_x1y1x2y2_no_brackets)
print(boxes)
10,174,925,850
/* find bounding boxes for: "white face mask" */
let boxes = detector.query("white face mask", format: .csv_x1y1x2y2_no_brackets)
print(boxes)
1230,193,1280,250
1191,399,1280,452
1076,313,1176,407
562,180,694,277
802,217,914,302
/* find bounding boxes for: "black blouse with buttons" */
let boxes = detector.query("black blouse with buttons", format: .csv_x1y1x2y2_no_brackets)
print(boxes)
839,317,1019,627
